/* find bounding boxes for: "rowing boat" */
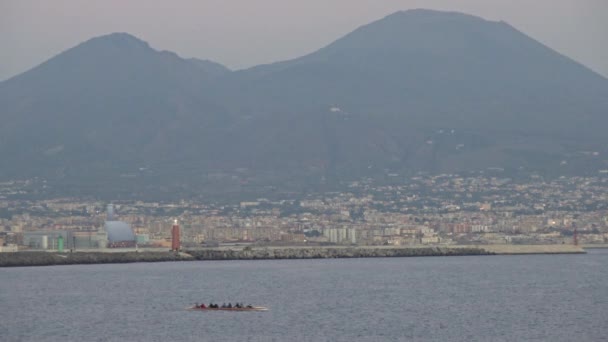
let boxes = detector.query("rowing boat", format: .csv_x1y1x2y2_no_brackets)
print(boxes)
187,306,269,312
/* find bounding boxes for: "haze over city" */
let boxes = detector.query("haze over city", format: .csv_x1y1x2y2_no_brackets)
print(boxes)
1,0,607,81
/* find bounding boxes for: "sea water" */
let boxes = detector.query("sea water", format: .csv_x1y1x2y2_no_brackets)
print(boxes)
1,249,607,342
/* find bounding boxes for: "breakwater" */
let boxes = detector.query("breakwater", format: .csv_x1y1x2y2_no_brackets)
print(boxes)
0,247,488,267
186,246,491,260
0,251,192,267
0,245,586,267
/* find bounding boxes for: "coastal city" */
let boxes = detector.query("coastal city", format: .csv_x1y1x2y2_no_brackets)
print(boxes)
1,172,607,252
3,2,608,341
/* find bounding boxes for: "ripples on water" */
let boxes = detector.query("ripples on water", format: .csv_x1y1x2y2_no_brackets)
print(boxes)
1,250,607,342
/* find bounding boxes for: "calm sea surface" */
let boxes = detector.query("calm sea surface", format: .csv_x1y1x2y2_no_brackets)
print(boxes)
1,250,607,342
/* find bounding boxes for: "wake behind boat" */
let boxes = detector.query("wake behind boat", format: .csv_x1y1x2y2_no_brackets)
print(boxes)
187,306,268,312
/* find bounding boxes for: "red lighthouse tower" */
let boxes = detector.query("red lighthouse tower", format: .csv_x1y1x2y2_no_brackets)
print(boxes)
171,219,181,251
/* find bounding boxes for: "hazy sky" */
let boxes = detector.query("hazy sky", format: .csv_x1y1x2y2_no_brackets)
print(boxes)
1,0,607,81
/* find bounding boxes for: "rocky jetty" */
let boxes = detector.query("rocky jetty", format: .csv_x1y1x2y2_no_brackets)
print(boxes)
0,245,587,267
186,246,492,260
0,251,192,267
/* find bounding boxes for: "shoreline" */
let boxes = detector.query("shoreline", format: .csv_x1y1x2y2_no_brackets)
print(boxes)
0,245,587,267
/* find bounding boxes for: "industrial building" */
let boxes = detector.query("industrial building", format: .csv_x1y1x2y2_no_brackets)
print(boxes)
105,221,135,248
104,204,136,248
22,230,107,250
72,230,107,249
323,228,357,244
22,230,69,250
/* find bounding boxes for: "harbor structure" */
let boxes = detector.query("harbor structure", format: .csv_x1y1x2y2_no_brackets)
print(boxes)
103,204,135,248
172,220,180,251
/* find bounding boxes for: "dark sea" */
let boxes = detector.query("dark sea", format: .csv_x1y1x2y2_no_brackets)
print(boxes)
1,250,607,342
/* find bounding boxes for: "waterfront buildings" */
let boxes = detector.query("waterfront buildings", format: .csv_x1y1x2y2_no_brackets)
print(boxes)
1,174,607,251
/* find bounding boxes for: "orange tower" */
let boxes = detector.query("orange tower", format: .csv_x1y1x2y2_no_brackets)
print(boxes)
171,219,181,251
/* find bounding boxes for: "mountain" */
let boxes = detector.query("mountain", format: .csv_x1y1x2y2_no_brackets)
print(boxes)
225,9,608,175
1,10,607,198
0,33,234,192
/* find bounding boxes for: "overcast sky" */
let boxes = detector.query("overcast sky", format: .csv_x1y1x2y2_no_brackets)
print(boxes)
1,0,607,81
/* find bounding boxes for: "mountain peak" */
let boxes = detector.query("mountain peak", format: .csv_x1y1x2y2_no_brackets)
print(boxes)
305,8,507,61
370,8,497,31
82,32,151,50
95,32,144,41
387,8,485,19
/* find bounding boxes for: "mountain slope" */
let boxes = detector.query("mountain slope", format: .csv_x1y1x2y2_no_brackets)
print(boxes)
188,58,231,77
1,11,608,198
